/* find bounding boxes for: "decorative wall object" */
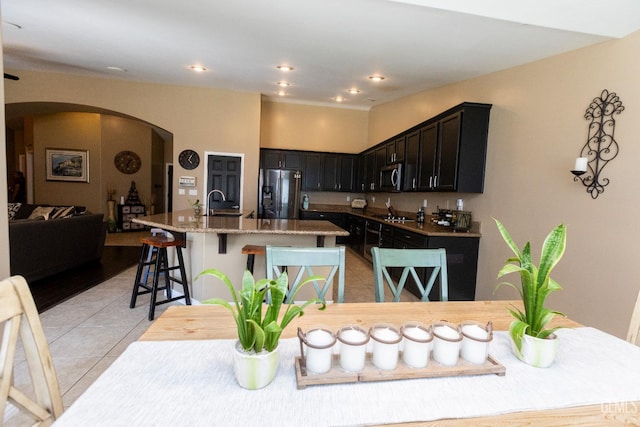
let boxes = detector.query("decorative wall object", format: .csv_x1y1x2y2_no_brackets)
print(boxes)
571,89,624,199
46,148,89,182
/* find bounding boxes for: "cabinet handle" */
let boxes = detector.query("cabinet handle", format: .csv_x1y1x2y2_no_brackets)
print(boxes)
412,178,416,189
434,176,438,187
429,176,433,188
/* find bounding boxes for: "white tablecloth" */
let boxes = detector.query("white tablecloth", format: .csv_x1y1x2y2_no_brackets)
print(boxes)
54,327,640,426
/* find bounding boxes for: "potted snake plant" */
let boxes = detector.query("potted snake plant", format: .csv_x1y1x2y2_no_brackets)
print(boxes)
197,269,326,389
494,219,566,367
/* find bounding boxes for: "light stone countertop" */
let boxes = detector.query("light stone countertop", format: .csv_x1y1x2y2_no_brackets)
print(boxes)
132,210,349,236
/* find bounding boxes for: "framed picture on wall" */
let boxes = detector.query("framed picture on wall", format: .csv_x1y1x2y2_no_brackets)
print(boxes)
46,148,90,182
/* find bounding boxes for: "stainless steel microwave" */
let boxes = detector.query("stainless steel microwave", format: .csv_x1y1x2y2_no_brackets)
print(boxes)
380,163,402,192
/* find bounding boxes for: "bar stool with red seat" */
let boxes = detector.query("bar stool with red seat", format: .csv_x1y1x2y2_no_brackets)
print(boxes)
130,234,191,320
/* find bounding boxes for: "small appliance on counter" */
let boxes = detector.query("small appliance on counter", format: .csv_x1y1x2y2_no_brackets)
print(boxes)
302,194,310,210
433,208,473,232
350,198,367,209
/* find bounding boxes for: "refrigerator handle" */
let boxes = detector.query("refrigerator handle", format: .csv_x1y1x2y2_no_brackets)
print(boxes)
277,172,283,216
293,171,301,219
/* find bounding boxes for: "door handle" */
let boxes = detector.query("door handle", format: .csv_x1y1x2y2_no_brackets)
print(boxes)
391,169,398,186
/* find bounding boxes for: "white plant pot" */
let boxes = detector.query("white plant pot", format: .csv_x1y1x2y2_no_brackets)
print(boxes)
232,341,279,389
511,331,558,368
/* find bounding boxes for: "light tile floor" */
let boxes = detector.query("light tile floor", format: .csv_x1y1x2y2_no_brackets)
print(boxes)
14,244,418,412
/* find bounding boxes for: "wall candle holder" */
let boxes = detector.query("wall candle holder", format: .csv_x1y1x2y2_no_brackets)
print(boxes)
571,89,624,199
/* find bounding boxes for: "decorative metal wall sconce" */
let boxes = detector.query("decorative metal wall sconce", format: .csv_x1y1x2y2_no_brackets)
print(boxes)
571,89,624,199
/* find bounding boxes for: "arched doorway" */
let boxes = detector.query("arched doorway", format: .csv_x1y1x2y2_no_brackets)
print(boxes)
5,102,173,215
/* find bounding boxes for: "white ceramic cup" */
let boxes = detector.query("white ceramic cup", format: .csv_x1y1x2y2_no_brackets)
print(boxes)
370,323,402,370
460,321,493,365
299,326,336,374
432,322,462,366
337,325,370,372
401,322,433,368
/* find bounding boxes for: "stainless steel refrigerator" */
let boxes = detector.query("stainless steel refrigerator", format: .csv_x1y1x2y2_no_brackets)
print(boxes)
258,169,302,219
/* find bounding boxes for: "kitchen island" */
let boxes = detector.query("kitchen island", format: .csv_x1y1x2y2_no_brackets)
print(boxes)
133,210,349,301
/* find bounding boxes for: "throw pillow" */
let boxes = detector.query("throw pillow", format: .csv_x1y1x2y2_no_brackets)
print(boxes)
7,203,21,221
50,206,75,219
28,206,55,220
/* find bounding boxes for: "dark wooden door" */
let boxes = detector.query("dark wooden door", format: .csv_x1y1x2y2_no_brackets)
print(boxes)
207,155,242,204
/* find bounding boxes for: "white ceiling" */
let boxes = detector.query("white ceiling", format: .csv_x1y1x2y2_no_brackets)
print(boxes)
3,0,640,110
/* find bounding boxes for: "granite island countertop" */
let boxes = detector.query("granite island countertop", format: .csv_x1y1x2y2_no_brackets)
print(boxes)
132,210,349,236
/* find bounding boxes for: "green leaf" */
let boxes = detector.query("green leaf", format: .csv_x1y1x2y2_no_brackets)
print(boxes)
495,220,567,343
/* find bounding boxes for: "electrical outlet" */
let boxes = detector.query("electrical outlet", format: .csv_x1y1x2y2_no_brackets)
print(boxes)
178,188,185,195
346,195,351,202
371,196,376,203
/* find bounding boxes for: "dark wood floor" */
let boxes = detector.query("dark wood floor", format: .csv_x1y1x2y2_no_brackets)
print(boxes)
28,246,141,313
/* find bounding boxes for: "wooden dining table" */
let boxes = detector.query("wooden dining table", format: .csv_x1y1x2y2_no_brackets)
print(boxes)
133,301,639,426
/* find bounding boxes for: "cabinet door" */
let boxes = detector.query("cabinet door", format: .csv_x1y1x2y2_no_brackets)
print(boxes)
363,150,376,192
322,154,339,191
261,149,282,169
303,153,323,191
417,123,438,190
338,155,356,192
260,149,303,170
375,146,386,190
394,136,405,163
429,236,479,301
435,112,461,191
403,130,420,191
282,151,303,170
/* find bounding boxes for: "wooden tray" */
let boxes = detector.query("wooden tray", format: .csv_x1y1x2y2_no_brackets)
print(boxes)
294,353,505,389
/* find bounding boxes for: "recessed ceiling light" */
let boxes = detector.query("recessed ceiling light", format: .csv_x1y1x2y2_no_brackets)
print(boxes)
333,96,346,102
347,88,360,94
276,90,287,96
107,66,127,72
369,75,385,82
189,65,208,72
277,65,294,71
367,98,377,102
276,81,290,87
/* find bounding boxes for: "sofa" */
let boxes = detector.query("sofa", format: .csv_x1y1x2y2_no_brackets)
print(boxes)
8,203,107,282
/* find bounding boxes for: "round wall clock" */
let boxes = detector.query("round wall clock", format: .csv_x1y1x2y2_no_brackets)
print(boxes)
114,150,142,174
179,149,200,170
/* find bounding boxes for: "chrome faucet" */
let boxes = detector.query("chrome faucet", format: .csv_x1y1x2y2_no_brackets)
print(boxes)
206,189,226,215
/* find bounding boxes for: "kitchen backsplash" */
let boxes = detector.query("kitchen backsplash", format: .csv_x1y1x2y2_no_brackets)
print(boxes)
302,191,481,217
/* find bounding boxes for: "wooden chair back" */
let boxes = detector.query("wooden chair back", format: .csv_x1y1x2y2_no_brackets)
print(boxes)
371,247,448,302
265,246,346,303
0,275,63,426
627,289,640,346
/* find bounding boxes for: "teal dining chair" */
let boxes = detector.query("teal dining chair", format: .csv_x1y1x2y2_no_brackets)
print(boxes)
265,245,346,303
371,247,448,302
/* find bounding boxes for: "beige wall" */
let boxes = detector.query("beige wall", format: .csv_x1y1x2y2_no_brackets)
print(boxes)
368,31,640,337
260,101,369,153
101,115,153,213
4,71,262,213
